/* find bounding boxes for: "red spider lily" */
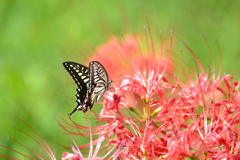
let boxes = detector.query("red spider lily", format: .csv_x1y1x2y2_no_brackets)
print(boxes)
89,36,174,83
61,34,240,159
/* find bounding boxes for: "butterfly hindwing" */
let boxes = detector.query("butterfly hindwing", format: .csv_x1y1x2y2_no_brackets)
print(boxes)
63,62,90,114
89,61,112,102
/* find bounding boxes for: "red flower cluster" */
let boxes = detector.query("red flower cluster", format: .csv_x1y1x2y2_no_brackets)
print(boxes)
62,36,240,159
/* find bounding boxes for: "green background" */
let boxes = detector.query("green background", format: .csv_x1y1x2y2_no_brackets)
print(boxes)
1,0,240,159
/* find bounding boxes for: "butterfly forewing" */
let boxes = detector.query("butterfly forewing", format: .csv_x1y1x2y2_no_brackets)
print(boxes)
63,62,90,114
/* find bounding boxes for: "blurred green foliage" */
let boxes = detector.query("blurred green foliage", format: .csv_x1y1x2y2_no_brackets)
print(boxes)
0,0,240,159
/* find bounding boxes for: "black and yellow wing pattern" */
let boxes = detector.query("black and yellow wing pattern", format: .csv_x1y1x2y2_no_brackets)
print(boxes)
63,61,112,115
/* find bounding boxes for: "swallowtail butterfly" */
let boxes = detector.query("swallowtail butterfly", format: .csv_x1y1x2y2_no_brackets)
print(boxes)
63,61,112,115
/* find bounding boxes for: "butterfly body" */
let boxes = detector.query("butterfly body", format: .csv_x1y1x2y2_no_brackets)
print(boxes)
63,61,111,115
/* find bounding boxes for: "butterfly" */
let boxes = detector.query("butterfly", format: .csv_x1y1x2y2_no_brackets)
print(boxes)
63,61,112,115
